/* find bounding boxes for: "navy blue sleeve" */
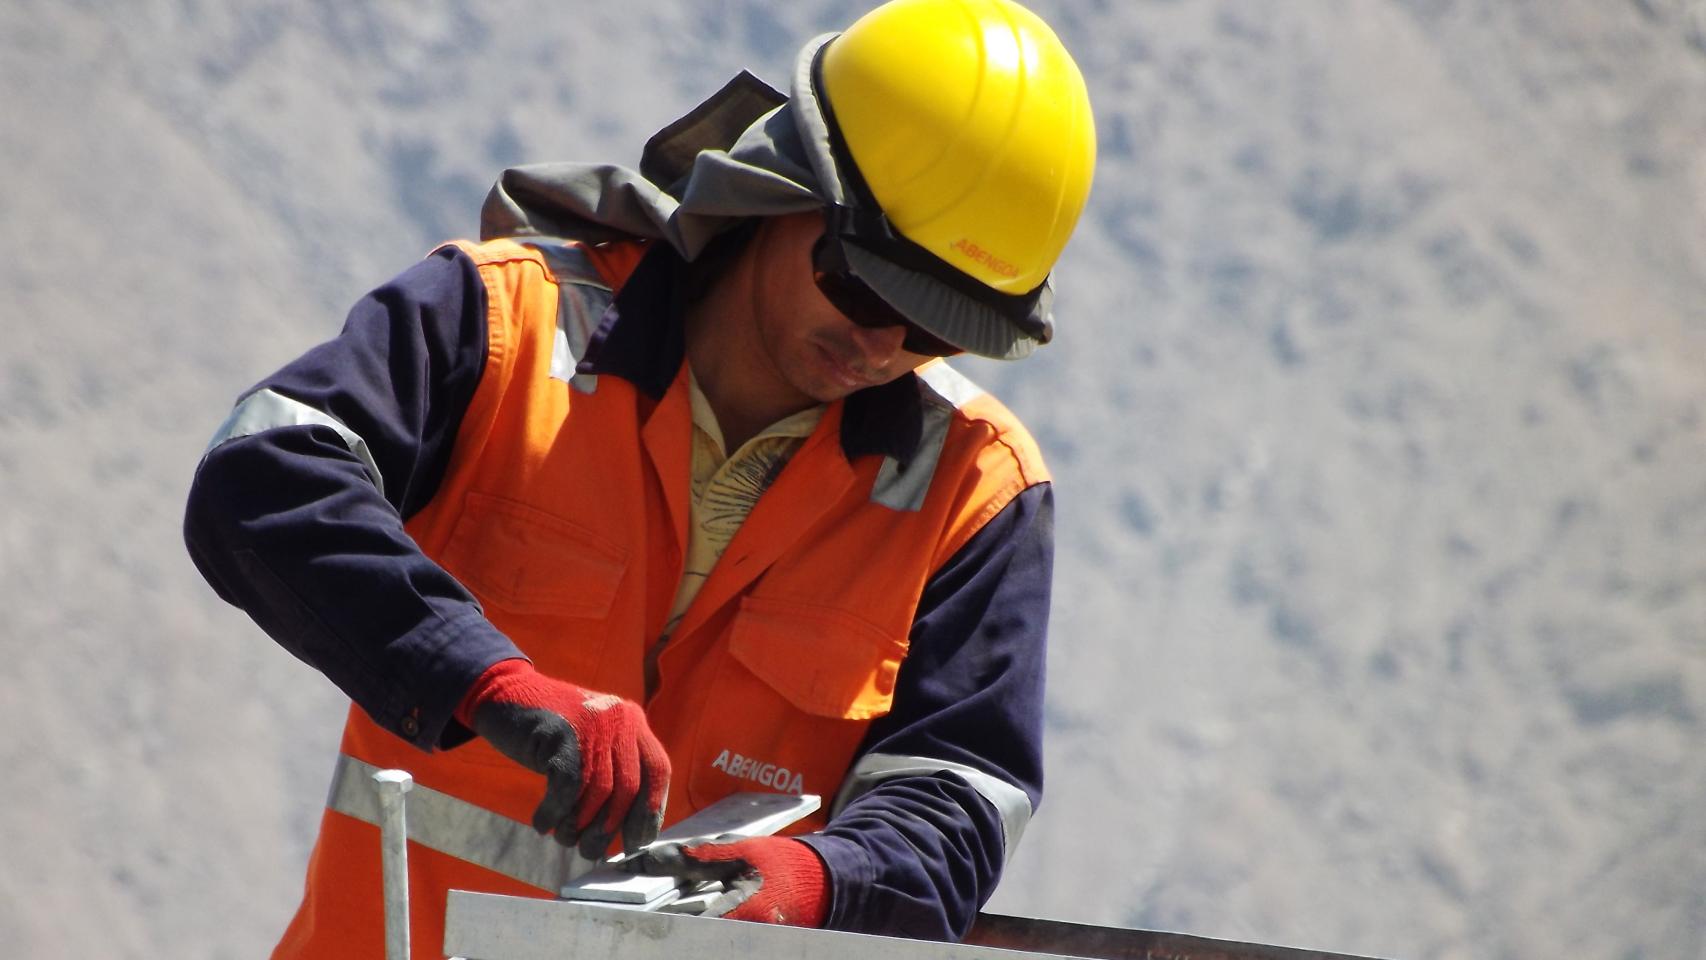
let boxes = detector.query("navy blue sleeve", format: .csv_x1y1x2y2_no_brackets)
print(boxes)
801,482,1052,941
183,246,522,750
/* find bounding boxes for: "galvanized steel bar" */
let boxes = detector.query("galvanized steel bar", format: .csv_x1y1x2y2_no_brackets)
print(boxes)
443,892,1398,960
330,753,589,893
372,769,414,960
443,893,1041,960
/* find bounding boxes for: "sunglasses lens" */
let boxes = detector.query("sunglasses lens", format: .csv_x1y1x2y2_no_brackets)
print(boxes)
901,325,959,358
811,251,960,357
814,272,893,329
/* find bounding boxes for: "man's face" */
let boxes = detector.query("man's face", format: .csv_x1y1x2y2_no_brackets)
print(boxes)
746,211,936,404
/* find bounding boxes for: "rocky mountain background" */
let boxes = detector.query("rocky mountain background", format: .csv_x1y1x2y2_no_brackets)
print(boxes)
2,1,1702,958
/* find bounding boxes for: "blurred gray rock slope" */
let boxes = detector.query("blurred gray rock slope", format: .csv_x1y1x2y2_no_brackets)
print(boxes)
1,1,1701,958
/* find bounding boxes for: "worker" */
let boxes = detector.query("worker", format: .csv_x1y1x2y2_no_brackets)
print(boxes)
183,0,1095,954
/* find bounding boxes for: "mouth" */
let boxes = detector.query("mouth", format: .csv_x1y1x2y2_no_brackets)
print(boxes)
814,342,880,392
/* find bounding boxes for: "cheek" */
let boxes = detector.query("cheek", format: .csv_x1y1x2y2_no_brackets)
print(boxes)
758,307,816,370
753,305,838,398
765,297,840,361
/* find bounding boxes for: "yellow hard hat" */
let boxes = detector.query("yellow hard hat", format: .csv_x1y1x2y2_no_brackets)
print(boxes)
819,0,1097,296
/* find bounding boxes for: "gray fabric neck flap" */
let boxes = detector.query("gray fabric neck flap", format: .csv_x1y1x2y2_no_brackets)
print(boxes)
639,71,790,190
476,33,1047,359
478,66,823,260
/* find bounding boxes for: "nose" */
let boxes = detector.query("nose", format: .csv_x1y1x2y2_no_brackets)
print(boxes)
847,321,908,369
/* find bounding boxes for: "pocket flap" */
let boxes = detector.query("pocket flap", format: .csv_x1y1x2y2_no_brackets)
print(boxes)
728,597,907,720
441,492,627,617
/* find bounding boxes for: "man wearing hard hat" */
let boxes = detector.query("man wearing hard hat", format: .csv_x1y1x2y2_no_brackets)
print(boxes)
185,0,1096,954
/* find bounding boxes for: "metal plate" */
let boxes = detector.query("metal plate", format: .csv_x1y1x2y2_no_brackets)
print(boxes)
559,792,821,903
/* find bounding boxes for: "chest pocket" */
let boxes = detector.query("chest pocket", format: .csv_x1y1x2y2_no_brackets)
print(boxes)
728,597,905,719
686,596,907,812
439,492,628,680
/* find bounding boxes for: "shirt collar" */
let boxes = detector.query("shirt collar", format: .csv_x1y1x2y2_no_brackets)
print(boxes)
578,242,925,465
686,366,824,458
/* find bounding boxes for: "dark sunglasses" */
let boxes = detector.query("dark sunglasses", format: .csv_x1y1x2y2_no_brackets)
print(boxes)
811,235,962,357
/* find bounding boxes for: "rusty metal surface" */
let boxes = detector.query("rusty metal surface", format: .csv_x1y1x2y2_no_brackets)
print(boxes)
965,914,1393,960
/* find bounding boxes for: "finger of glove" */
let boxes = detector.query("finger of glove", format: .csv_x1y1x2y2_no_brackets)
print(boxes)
620,763,665,855
637,730,672,825
621,842,748,883
575,793,617,861
703,876,763,920
528,731,584,841
597,724,644,841
571,738,616,836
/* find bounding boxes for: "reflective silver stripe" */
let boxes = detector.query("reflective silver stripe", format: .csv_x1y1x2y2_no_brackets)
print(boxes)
204,388,385,497
871,363,986,512
830,752,1032,866
327,753,587,893
872,402,951,511
529,241,613,395
916,361,986,409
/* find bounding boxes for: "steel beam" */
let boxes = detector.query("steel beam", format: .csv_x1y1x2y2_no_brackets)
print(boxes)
447,894,1051,960
442,893,1397,960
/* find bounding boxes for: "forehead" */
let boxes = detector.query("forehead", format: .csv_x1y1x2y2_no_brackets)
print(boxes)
742,211,828,285
759,210,826,247
737,210,830,302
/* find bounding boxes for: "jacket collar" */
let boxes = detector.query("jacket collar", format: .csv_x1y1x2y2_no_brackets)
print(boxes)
577,243,923,465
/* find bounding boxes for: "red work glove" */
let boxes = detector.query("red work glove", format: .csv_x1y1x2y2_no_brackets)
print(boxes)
456,658,670,860
623,834,829,927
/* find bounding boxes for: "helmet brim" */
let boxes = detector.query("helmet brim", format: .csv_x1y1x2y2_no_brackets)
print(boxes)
841,243,1041,360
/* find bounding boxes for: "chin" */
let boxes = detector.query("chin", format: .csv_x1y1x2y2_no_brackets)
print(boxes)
800,379,861,404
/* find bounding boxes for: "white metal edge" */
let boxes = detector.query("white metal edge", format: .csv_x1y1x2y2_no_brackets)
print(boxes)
444,893,1066,960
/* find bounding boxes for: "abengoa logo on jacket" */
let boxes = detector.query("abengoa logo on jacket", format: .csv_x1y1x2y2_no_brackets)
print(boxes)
710,749,805,796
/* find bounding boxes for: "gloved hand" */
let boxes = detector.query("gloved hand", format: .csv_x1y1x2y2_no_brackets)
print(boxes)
622,834,829,926
456,657,670,860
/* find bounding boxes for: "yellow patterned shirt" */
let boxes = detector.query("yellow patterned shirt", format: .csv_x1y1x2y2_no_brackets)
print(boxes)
660,369,824,637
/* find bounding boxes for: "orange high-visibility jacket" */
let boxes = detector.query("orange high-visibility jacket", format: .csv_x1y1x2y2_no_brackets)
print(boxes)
189,236,1053,955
